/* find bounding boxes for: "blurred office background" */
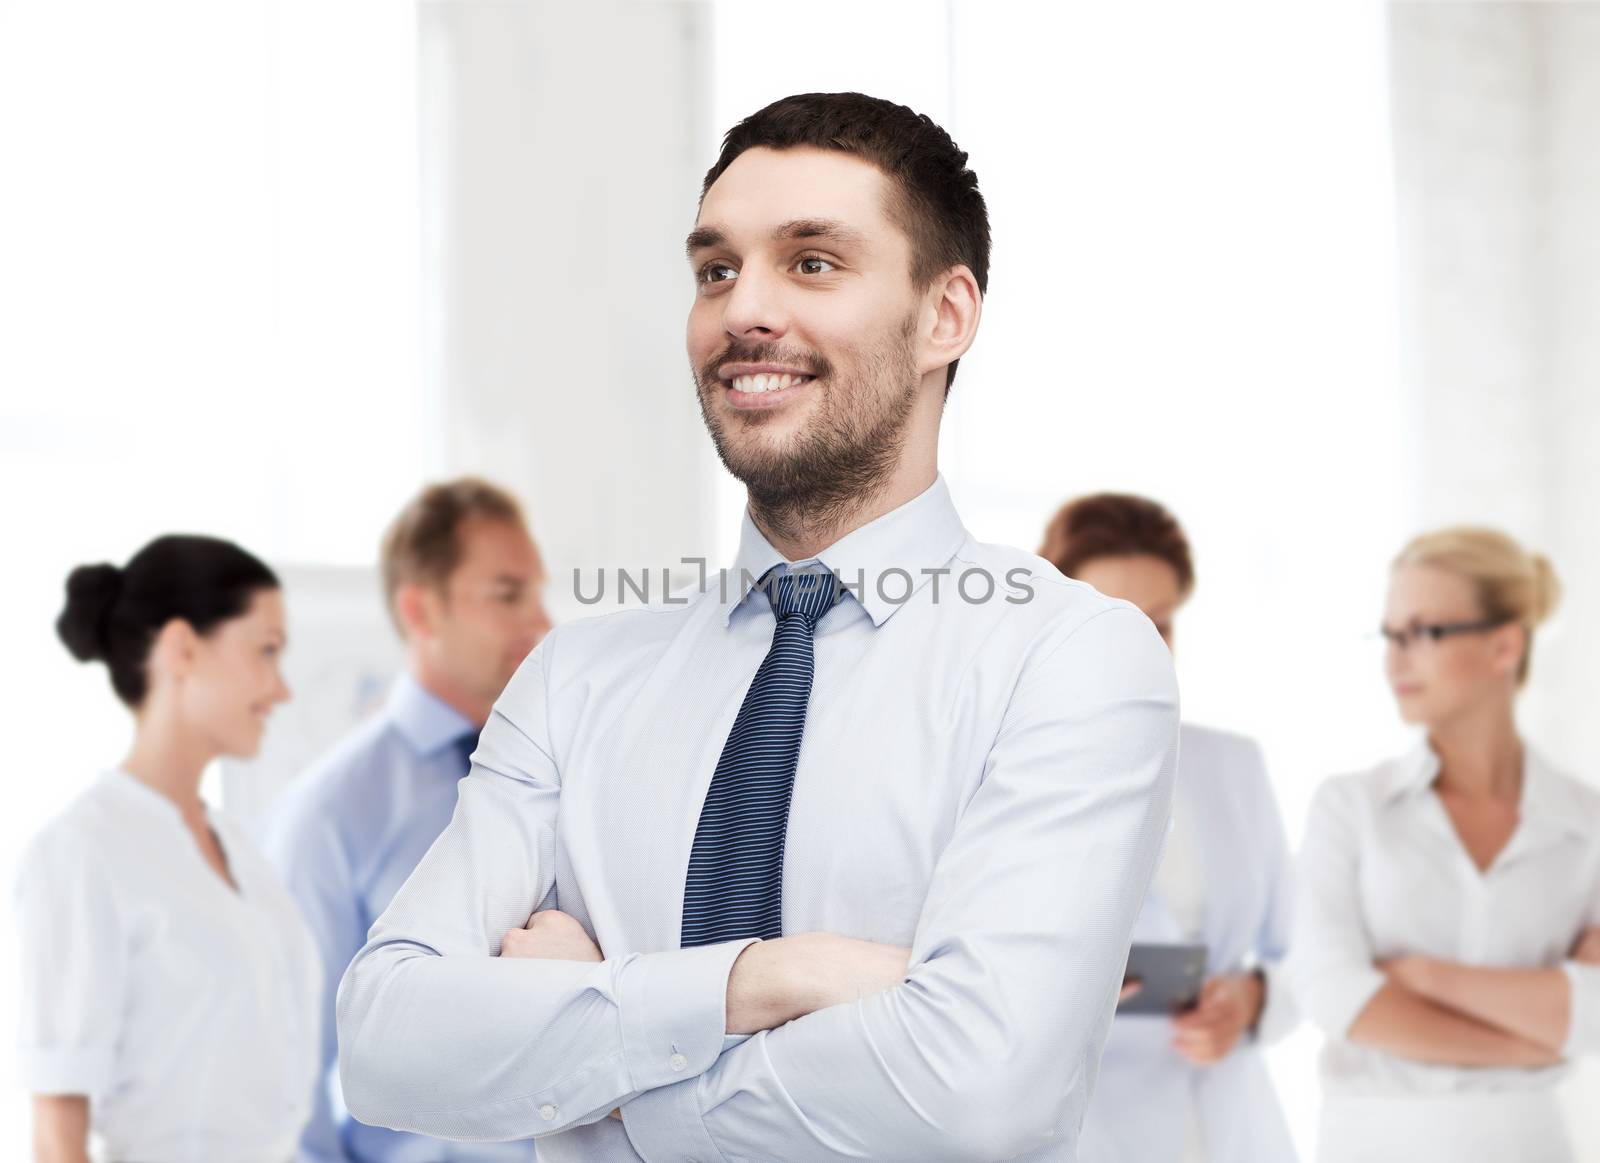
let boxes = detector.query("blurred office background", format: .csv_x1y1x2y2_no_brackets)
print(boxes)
2,0,1597,1155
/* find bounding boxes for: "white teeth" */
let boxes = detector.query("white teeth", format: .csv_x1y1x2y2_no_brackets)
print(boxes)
731,373,809,393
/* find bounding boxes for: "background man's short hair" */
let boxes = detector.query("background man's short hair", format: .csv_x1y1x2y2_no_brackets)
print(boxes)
380,478,526,632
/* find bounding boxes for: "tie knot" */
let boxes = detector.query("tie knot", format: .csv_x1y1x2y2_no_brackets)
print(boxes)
765,568,842,628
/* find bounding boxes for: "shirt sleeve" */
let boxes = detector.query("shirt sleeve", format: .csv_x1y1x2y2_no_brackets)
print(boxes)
1287,777,1386,1039
620,604,1180,1162
13,820,128,1097
1559,859,1600,1057
335,627,756,1140
1242,739,1299,1045
261,788,363,1162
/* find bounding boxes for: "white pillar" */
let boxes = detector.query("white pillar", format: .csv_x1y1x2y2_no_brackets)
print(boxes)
1387,1,1600,771
420,0,720,618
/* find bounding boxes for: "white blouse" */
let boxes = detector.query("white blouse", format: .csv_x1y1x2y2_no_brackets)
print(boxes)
1081,723,1298,1163
14,771,321,1163
1290,744,1600,1160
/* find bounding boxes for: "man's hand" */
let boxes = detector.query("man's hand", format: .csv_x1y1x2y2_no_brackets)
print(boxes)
1118,976,1142,1004
500,910,603,962
1572,927,1600,965
726,933,911,1035
1171,972,1264,1065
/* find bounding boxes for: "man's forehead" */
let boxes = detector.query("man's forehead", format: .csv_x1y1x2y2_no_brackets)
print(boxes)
694,146,896,241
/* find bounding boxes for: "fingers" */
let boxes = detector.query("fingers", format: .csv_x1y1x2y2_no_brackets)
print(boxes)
1173,985,1238,1030
1172,1036,1226,1065
1119,978,1143,1003
1172,1006,1230,1032
1172,1019,1241,1064
526,909,575,931
499,910,604,961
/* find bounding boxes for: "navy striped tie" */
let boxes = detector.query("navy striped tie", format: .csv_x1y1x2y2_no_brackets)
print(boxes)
681,567,843,947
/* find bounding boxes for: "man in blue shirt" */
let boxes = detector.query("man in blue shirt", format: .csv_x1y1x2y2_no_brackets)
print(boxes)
266,477,552,1163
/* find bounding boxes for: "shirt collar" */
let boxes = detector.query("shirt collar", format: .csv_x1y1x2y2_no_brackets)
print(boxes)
1521,748,1592,840
1381,738,1589,840
1377,742,1440,804
386,672,476,758
718,473,969,629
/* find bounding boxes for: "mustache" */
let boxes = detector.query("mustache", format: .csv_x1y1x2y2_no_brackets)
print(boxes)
697,340,833,388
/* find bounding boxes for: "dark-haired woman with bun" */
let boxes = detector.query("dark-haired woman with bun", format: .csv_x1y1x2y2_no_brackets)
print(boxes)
1039,494,1298,1163
1291,528,1600,1161
16,536,319,1163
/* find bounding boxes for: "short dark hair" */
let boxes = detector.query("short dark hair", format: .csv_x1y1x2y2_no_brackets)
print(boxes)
380,477,527,635
1038,493,1195,598
57,535,280,707
702,92,990,392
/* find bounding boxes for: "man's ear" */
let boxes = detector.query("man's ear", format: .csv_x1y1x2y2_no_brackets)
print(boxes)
393,582,437,642
918,264,982,380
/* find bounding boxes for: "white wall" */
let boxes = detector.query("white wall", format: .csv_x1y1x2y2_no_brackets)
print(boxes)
1388,2,1600,774
420,0,721,620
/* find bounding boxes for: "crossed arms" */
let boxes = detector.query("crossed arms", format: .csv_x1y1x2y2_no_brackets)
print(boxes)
1292,779,1600,1070
335,607,1179,1160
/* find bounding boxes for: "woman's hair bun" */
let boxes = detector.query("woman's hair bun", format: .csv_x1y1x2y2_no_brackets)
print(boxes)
57,562,124,662
1528,553,1562,626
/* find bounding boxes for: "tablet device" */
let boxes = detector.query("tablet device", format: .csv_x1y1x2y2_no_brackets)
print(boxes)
1117,942,1207,1015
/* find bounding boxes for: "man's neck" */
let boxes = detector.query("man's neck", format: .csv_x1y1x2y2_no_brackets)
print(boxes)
406,659,491,731
750,460,938,563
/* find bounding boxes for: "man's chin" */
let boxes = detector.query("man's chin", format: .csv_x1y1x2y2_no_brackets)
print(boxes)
714,437,814,493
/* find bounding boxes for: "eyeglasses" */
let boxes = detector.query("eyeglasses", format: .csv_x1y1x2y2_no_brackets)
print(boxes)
1378,619,1508,651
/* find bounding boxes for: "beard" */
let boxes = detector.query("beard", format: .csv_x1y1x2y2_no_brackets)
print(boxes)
694,313,921,540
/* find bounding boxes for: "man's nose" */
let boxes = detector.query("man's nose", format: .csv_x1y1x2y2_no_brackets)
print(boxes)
720,265,787,341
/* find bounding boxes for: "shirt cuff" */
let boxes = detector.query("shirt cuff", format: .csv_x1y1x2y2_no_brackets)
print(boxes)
622,1071,724,1163
19,1044,115,1097
1308,964,1387,1040
1560,960,1600,1057
616,938,757,1093
1251,961,1299,1045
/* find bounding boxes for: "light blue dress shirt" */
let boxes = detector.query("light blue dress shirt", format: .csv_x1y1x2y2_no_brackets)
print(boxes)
336,475,1179,1162
1078,723,1298,1163
264,673,539,1163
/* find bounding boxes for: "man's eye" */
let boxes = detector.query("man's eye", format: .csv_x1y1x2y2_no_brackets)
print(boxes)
699,262,737,284
795,255,835,275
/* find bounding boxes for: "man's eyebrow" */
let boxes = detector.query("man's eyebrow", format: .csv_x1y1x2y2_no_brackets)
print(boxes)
686,226,726,257
685,218,868,258
774,218,867,248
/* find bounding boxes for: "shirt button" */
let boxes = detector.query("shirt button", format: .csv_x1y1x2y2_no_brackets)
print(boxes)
539,1104,557,1121
669,1053,689,1072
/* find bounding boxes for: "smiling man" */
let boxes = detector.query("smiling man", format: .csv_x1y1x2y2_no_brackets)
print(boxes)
337,93,1179,1162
